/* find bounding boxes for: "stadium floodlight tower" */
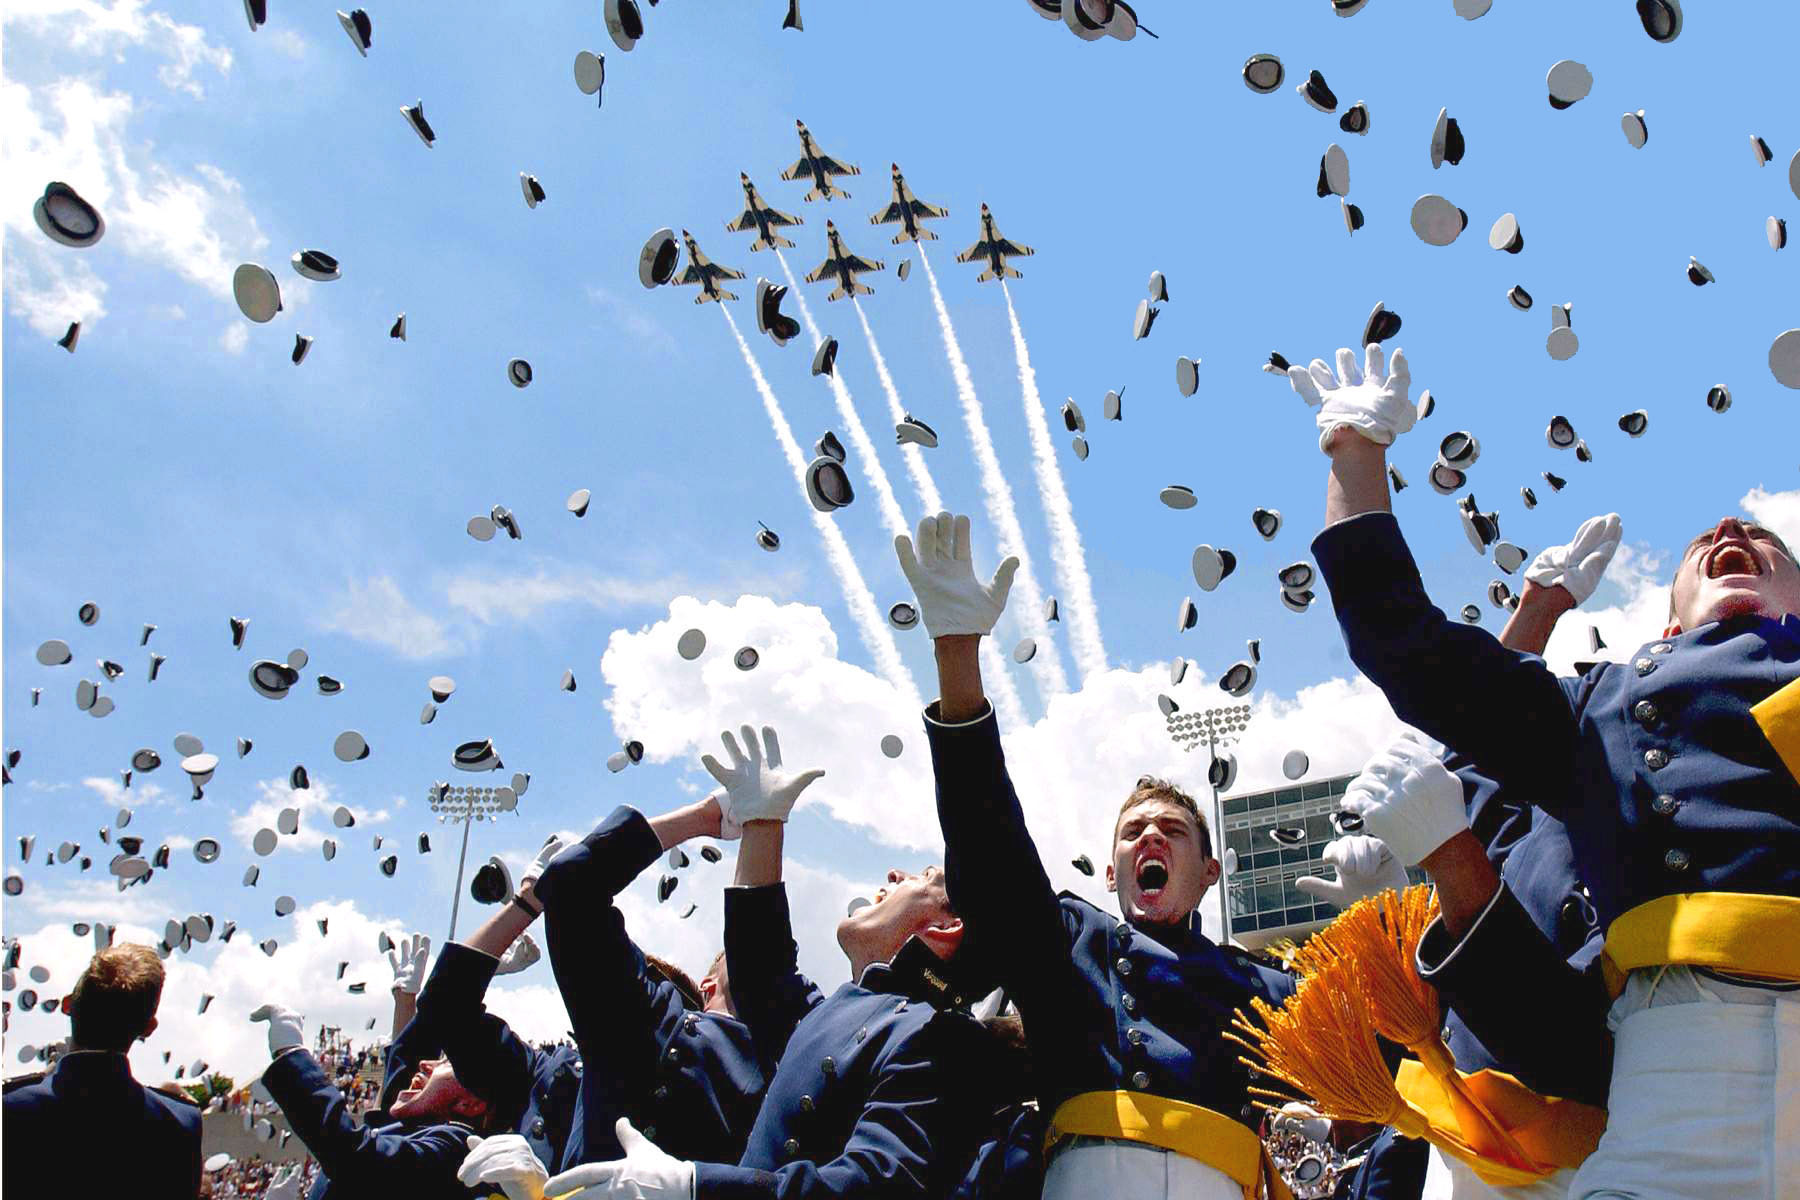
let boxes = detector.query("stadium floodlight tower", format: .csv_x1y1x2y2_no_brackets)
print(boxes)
427,781,519,941
1165,702,1253,943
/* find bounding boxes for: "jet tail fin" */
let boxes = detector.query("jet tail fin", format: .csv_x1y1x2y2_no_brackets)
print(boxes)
751,234,796,252
976,269,997,284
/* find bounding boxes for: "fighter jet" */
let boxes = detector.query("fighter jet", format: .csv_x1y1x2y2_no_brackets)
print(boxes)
804,221,884,302
725,174,804,252
955,204,1036,283
673,231,745,304
868,164,949,244
781,120,861,202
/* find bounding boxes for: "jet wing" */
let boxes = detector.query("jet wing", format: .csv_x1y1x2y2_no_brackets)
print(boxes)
911,198,950,220
815,153,861,180
869,200,908,227
779,155,811,182
803,257,833,284
840,253,885,276
726,208,761,233
680,245,745,285
955,238,991,264
992,237,1035,259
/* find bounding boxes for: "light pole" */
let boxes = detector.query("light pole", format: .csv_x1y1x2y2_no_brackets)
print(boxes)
1165,703,1252,944
428,782,519,942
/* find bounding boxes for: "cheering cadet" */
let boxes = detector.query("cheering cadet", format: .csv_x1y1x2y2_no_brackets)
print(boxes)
896,510,1296,1200
3,944,201,1200
536,723,998,1200
1342,522,1616,1200
1291,340,1800,1199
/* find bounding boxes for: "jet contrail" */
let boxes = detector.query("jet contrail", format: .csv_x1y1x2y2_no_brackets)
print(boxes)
918,246,1069,697
852,297,1032,732
721,307,921,706
773,250,909,542
1002,282,1108,681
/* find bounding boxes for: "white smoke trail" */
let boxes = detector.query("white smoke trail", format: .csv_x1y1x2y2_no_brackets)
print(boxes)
773,250,909,542
1001,282,1108,682
853,297,1032,732
720,307,921,706
917,246,1069,697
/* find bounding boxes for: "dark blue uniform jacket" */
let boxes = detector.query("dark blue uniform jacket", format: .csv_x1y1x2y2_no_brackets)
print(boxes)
3,1050,201,1200
697,881,994,1200
534,805,770,1170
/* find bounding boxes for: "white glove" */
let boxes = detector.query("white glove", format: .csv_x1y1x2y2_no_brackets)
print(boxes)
458,1133,549,1200
545,1119,695,1200
701,726,823,829
894,511,1020,639
496,933,541,976
264,1163,304,1200
249,1004,306,1057
1524,512,1622,606
522,835,569,892
1274,1101,1332,1145
1287,343,1415,452
1294,834,1411,907
1338,734,1470,867
388,932,430,995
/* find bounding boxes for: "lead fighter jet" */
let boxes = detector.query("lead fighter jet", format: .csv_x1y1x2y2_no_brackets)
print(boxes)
674,230,745,304
868,164,949,244
955,204,1036,283
726,173,804,252
804,221,884,301
781,120,861,202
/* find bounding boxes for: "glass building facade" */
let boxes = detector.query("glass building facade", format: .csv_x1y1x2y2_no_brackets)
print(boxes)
1220,772,1426,948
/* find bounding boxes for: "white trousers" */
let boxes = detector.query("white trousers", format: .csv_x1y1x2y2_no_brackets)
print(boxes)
1569,967,1800,1200
1043,1136,1239,1200
1420,1145,1575,1200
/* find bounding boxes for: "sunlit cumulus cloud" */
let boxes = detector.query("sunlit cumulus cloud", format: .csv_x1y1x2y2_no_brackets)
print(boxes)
228,776,392,855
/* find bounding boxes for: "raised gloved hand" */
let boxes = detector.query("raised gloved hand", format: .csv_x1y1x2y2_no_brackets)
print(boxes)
544,1119,695,1200
894,511,1019,639
1287,343,1415,453
521,835,569,894
1524,512,1622,607
1274,1101,1332,1146
1294,834,1411,907
458,1133,549,1200
388,932,430,995
264,1163,305,1200
701,726,823,831
1338,734,1469,867
249,1004,306,1057
496,932,541,976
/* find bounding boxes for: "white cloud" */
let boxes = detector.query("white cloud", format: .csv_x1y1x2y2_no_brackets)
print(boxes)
585,286,677,356
2,75,268,334
218,321,248,355
228,776,391,856
1741,486,1800,550
82,774,174,809
320,576,465,661
3,0,233,98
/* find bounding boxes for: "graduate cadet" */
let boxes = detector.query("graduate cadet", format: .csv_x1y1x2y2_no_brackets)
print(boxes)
1288,340,1800,1199
536,722,999,1200
1338,521,1619,1200
897,510,1297,1200
3,944,201,1200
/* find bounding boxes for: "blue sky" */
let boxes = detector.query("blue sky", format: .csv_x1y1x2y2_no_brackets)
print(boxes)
3,0,1797,1082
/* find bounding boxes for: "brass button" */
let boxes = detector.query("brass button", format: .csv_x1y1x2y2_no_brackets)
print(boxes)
665,1047,680,1064
799,1095,815,1113
1664,848,1691,872
855,1027,867,1043
1652,793,1679,816
820,1056,836,1077
1645,748,1670,770
783,1138,800,1159
1122,993,1137,1014
1651,642,1674,655
1126,1028,1145,1046
1130,1071,1150,1089
643,1126,657,1141
1634,700,1659,725
1115,957,1132,976
1635,657,1657,677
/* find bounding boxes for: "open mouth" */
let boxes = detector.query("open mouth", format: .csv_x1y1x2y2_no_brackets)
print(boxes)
1135,857,1169,894
1706,543,1762,579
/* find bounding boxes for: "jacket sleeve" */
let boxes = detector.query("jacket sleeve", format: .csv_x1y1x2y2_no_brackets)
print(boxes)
380,947,470,1111
693,1015,985,1200
534,806,670,1093
261,1049,468,1191
724,884,824,1061
1312,512,1583,816
924,702,1080,1020
428,942,540,1126
1416,884,1613,1105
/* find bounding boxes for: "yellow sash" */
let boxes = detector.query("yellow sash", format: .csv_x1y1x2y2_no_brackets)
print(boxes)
1392,1061,1605,1187
1600,892,1800,997
1752,674,1800,783
1045,1090,1294,1200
